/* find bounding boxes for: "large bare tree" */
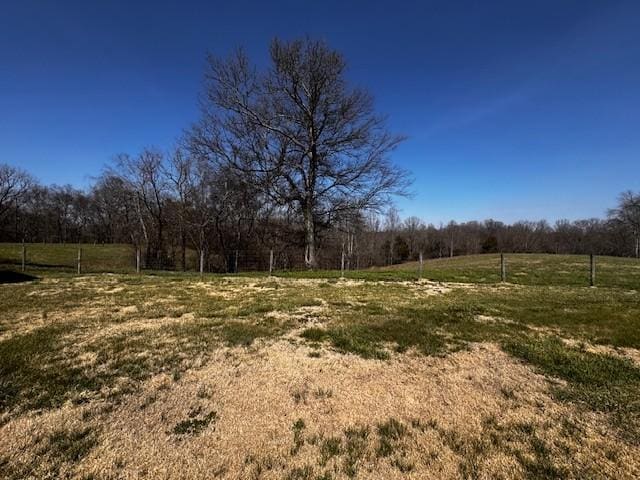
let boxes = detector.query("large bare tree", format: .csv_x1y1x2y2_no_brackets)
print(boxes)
191,37,410,268
609,190,640,258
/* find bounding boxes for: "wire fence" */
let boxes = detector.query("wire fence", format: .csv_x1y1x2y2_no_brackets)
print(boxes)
2,242,639,288
0,242,345,274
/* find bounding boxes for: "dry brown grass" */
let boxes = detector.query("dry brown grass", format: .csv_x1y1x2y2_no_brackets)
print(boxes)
2,274,640,479
2,339,638,479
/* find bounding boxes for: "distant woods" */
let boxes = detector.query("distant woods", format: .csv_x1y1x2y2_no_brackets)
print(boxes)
2,38,640,270
2,157,639,270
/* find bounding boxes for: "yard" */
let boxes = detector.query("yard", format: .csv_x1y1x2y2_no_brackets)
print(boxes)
1,254,640,479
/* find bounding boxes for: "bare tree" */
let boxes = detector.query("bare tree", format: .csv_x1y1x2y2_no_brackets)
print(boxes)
609,191,640,258
445,221,458,258
384,207,401,265
0,164,32,223
113,149,169,266
166,149,192,270
403,216,425,259
91,175,138,244
191,37,410,268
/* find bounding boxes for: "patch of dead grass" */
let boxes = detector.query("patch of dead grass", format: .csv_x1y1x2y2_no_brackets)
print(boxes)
2,341,637,479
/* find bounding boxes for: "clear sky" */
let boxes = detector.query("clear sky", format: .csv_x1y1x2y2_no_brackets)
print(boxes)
1,0,639,225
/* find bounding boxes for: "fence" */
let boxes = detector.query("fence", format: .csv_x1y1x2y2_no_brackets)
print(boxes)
1,242,636,288
0,242,343,275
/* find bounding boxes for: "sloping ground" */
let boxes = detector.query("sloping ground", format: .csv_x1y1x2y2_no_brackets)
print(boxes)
378,253,640,289
0,243,137,273
1,274,639,479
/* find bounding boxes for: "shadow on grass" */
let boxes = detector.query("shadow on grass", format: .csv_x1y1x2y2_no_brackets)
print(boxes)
0,270,38,284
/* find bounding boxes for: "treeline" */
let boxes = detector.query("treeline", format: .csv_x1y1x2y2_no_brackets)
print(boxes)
2,37,639,270
1,160,639,271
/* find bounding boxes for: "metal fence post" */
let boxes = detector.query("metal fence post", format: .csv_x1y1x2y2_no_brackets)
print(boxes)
590,254,596,287
136,247,141,273
269,249,274,277
500,253,506,282
419,251,424,279
77,247,82,275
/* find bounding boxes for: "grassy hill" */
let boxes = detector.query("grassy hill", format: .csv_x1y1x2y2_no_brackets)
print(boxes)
279,253,640,289
2,243,639,289
0,243,137,273
383,253,640,288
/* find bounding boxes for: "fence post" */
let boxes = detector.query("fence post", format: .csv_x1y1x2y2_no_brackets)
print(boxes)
234,249,239,274
200,250,204,277
419,251,424,280
77,247,82,275
590,254,595,287
21,240,26,272
136,247,141,273
500,253,506,282
341,248,345,279
269,249,274,277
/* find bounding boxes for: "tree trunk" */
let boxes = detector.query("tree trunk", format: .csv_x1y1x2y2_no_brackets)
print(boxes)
155,220,164,266
303,205,318,269
180,227,187,271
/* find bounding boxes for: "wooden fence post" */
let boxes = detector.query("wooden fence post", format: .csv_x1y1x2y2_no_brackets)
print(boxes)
77,247,82,275
419,251,424,279
21,241,26,272
269,249,274,277
500,253,506,282
590,254,595,287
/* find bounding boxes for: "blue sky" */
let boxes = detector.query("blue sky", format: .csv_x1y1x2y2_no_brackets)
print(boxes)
1,0,639,224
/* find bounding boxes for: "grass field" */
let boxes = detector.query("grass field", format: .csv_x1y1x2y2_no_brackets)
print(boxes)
4,243,640,289
0,243,137,273
1,252,640,479
282,253,640,289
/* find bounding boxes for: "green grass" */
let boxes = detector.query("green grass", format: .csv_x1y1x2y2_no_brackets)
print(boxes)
5,243,640,289
376,418,408,457
0,242,208,274
319,437,342,465
5,242,640,291
301,317,451,360
0,323,101,411
0,284,282,413
504,336,640,443
0,242,137,273
277,253,640,289
173,408,218,435
382,253,640,289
